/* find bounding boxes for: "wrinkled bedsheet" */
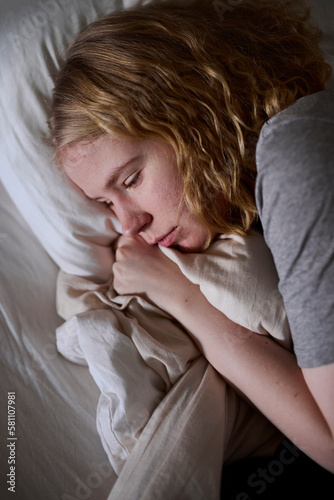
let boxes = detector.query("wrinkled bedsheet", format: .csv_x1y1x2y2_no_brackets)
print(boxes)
56,231,289,499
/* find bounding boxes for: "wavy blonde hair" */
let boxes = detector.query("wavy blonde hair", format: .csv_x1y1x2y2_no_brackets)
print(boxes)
50,0,332,236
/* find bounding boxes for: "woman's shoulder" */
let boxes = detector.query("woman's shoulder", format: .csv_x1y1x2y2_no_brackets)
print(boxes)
258,89,334,143
256,89,334,175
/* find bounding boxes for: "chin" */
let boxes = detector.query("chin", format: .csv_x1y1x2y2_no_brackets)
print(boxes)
174,241,208,254
172,229,215,253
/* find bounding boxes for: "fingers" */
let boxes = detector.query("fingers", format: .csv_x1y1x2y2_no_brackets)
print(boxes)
113,236,142,270
113,236,134,256
114,234,146,250
113,235,126,251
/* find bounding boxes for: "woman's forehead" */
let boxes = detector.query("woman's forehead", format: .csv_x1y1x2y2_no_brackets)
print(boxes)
62,136,107,164
60,135,123,170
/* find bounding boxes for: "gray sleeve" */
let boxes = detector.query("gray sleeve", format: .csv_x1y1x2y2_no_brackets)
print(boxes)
256,116,334,368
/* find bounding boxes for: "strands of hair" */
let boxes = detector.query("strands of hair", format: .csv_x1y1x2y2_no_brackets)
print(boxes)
50,0,332,237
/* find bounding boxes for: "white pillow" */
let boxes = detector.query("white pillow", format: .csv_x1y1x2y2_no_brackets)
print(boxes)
0,0,333,281
0,0,139,281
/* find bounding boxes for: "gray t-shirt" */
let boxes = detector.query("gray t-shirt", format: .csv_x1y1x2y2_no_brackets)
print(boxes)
256,90,334,368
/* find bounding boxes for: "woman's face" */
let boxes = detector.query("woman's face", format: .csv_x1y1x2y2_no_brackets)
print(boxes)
61,134,214,252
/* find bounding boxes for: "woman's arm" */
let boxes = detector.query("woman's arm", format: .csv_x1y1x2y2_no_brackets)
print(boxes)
166,283,334,473
113,235,334,473
255,103,334,470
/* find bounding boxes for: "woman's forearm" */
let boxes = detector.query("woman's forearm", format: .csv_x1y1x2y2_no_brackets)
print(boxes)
163,281,334,473
112,236,334,471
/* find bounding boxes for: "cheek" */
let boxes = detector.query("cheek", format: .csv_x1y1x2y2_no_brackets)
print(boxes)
165,176,185,210
146,175,184,213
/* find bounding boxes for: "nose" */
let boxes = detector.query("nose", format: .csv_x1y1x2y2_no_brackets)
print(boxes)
112,201,152,237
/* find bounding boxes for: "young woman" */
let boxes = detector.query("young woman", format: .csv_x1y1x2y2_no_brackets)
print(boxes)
50,0,334,472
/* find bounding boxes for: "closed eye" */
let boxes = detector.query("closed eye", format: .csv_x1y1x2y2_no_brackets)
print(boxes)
124,171,142,188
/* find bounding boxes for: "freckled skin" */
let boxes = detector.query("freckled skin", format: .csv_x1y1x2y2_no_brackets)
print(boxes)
61,135,214,252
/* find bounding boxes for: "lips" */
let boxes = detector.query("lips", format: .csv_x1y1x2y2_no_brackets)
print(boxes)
156,227,178,248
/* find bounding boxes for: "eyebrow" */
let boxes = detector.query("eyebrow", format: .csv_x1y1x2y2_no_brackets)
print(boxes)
90,156,140,201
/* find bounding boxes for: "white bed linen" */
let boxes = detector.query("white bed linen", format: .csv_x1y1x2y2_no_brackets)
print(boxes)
0,0,137,282
0,0,333,283
55,230,289,498
0,180,117,499
0,0,333,499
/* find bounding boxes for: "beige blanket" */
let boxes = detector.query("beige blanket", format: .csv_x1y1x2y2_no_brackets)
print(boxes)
56,230,289,499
